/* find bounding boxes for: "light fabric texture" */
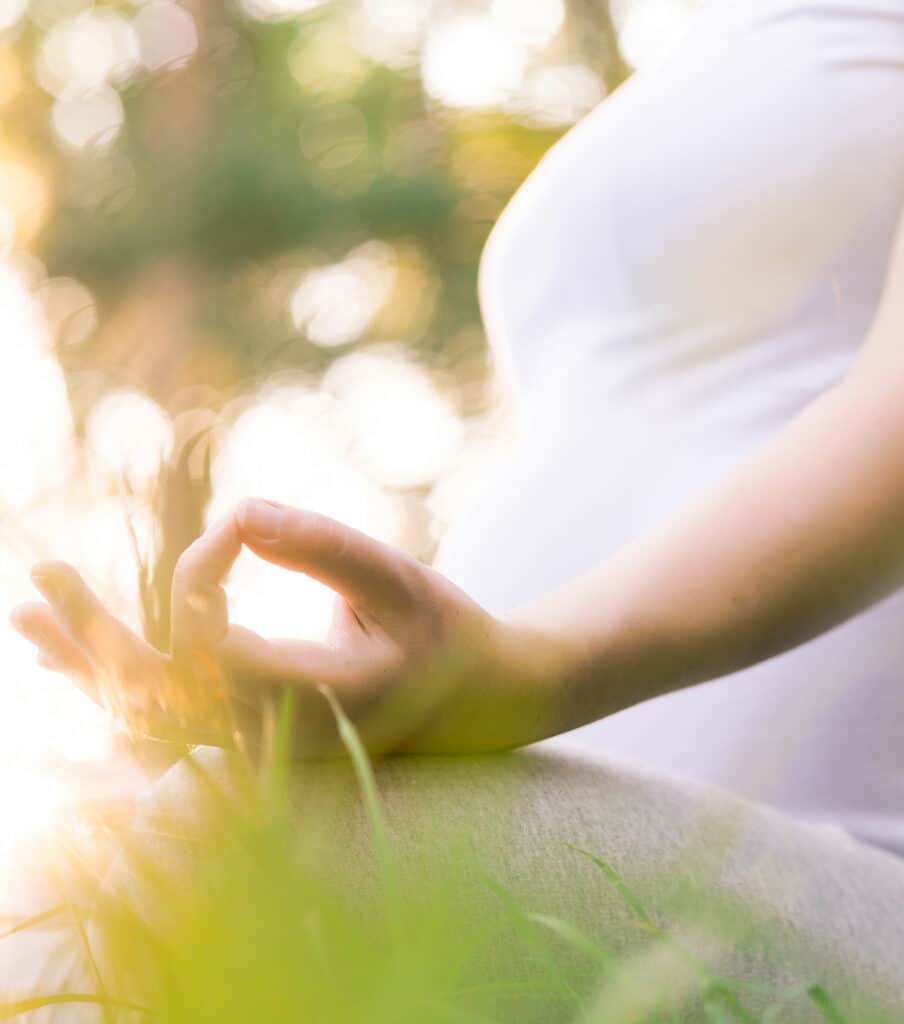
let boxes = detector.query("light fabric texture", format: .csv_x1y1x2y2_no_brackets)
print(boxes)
15,748,904,1020
434,0,904,852
129,747,904,1022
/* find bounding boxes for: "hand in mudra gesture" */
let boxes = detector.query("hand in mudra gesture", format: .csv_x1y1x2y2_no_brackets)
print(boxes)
10,499,558,756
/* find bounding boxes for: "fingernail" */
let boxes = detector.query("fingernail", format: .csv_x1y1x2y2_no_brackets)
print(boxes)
237,498,282,541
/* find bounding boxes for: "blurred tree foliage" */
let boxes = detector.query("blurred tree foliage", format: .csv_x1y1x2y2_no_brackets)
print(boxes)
4,0,628,650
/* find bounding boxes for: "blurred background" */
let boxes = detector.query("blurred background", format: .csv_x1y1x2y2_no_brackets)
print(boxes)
0,0,704,886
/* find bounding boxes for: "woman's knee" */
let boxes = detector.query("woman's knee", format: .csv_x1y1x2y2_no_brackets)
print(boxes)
133,744,904,1020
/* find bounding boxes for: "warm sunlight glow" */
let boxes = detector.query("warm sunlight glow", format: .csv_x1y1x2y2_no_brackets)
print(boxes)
427,408,514,541
37,275,98,348
52,86,124,150
291,242,396,349
0,0,26,31
30,495,158,630
0,206,14,254
242,0,326,23
209,378,405,640
489,0,566,50
512,64,605,126
1,636,108,759
324,347,464,490
0,630,110,871
211,383,348,507
351,0,429,67
0,261,75,511
134,0,199,72
37,9,139,97
223,456,401,641
614,0,698,71
421,14,526,110
84,388,174,494
0,157,50,244
210,380,403,539
358,0,428,41
0,758,65,870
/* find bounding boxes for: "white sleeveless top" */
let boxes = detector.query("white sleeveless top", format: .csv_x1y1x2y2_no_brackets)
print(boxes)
435,0,904,852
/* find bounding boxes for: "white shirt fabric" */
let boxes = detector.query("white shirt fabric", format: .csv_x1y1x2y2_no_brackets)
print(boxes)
434,0,904,852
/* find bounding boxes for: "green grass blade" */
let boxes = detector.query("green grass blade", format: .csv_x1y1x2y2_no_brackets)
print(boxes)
526,913,617,972
703,1000,738,1024
62,892,113,1024
319,683,403,931
702,983,758,1024
0,994,152,1020
566,845,655,927
0,906,66,941
264,688,297,812
808,984,848,1023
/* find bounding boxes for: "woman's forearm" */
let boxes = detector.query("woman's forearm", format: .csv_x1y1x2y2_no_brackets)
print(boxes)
509,340,904,735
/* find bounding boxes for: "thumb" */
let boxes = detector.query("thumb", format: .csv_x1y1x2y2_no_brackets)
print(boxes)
236,498,416,616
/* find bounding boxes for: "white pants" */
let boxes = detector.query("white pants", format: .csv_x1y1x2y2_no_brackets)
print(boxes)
12,747,903,1022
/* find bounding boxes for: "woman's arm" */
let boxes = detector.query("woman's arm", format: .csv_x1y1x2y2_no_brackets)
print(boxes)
513,216,904,733
12,221,904,754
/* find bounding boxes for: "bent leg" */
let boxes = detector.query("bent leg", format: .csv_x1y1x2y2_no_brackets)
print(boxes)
122,746,904,1023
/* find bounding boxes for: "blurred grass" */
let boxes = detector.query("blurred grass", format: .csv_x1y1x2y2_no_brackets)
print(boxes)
0,691,880,1024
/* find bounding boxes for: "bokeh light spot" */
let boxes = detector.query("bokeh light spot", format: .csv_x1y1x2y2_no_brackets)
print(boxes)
36,275,97,348
324,346,464,490
291,242,396,348
37,9,139,97
134,0,199,73
0,0,27,31
0,157,50,244
512,64,605,127
51,86,124,150
0,260,75,511
614,0,697,71
489,0,566,50
241,0,326,24
421,14,526,110
84,388,174,494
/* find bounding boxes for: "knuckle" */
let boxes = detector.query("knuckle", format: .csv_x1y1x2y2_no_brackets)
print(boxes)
316,513,350,562
391,557,427,611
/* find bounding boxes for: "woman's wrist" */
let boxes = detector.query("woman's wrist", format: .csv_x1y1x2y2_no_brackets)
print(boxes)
498,580,677,739
399,613,581,753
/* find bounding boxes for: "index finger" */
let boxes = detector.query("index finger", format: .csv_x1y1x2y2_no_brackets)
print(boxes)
236,499,418,618
170,514,242,663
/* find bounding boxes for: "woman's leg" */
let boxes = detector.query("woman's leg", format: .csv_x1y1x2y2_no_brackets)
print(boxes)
122,746,904,1022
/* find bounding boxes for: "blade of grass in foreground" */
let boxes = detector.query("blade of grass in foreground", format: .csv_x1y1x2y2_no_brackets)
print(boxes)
527,913,617,974
0,906,66,941
480,874,585,1010
62,892,113,1024
260,688,297,814
0,993,151,1020
808,984,848,1023
319,685,400,906
566,845,654,927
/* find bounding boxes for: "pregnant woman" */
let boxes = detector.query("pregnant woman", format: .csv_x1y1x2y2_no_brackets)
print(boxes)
10,0,904,1012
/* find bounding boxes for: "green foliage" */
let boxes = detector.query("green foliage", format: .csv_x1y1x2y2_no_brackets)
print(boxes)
2,697,879,1024
5,1,590,634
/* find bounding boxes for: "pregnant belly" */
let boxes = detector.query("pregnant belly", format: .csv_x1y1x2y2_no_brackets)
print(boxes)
434,415,904,848
435,409,767,614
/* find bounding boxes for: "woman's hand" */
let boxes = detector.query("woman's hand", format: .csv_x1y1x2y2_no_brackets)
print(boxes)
9,499,563,755
8,514,257,747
